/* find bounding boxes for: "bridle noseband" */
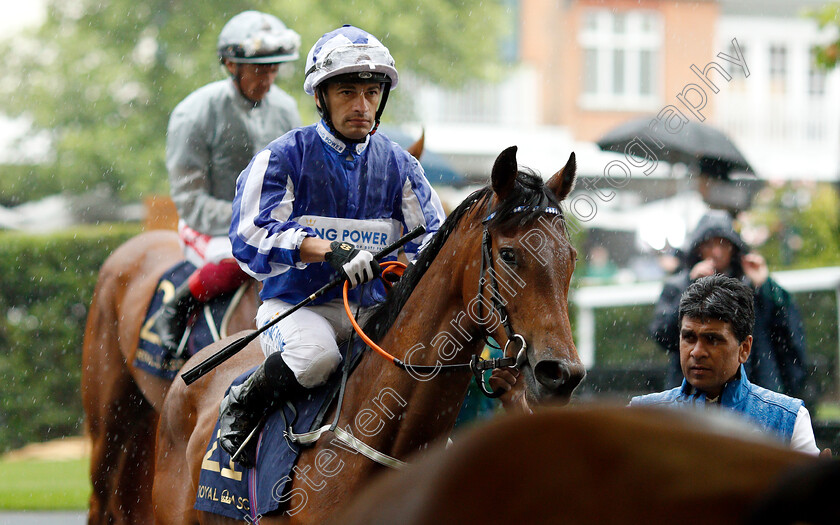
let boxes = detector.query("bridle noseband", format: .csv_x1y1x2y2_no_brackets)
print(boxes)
343,202,565,398
470,204,562,397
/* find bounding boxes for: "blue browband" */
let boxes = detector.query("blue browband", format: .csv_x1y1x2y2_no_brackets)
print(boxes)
483,205,561,223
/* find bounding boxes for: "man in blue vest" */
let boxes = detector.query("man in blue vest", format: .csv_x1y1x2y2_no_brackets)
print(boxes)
631,274,823,455
649,212,809,397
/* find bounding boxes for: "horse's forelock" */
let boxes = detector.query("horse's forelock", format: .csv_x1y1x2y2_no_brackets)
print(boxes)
486,169,566,231
363,169,567,342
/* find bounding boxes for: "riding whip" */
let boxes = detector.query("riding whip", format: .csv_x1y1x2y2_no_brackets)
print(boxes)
181,225,426,385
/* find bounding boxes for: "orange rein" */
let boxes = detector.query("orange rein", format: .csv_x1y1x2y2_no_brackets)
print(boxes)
342,260,406,363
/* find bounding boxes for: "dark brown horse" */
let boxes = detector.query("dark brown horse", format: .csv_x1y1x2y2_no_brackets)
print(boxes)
332,405,822,525
152,146,585,524
81,230,259,524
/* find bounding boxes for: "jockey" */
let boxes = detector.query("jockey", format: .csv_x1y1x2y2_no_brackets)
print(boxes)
154,11,302,352
220,25,446,466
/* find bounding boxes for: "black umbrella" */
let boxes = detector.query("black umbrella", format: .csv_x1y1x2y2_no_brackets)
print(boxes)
596,116,754,179
377,125,465,186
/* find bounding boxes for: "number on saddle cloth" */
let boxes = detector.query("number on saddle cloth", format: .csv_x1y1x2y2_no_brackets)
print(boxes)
194,263,401,520
195,336,368,520
134,260,246,380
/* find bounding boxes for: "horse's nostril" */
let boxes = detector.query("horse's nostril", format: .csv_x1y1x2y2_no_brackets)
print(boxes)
534,360,563,382
534,359,585,395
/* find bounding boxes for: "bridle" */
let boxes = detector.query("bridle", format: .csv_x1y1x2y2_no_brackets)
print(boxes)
470,204,563,396
344,202,565,398
465,227,526,397
297,200,567,469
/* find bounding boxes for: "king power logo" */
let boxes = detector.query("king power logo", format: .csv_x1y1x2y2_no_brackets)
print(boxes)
296,215,399,252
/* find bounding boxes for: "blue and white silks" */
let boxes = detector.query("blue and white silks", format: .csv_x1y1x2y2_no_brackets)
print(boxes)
230,121,444,306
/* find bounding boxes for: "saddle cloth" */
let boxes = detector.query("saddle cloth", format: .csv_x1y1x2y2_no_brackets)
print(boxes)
133,260,245,380
194,338,363,521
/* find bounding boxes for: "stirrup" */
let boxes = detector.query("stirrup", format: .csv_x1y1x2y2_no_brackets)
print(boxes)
230,414,267,467
173,322,193,358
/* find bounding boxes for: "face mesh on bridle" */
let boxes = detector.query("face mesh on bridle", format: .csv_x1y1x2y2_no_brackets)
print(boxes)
363,170,568,343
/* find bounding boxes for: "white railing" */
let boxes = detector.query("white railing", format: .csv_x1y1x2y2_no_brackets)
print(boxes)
571,267,840,376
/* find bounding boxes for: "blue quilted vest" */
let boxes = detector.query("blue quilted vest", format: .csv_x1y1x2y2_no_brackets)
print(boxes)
630,365,801,443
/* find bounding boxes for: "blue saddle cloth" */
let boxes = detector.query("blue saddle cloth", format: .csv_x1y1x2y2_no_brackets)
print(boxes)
194,337,364,521
133,260,243,380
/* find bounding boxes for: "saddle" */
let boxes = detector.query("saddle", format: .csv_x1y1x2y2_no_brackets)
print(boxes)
194,336,367,521
134,261,249,380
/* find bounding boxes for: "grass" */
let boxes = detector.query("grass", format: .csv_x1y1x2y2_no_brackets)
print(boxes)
0,458,89,510
816,401,840,421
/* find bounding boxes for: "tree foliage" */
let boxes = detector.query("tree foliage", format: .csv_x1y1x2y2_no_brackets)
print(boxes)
0,0,507,201
806,3,840,70
747,182,840,270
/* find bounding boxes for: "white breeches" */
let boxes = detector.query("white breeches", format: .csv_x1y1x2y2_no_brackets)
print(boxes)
178,220,234,267
256,298,374,388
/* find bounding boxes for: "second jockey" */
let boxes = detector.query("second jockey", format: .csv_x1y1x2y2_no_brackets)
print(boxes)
154,11,302,352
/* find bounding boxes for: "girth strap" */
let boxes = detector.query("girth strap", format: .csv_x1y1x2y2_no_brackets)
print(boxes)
286,424,407,470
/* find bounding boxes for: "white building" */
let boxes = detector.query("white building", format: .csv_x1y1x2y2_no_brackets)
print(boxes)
716,1,840,182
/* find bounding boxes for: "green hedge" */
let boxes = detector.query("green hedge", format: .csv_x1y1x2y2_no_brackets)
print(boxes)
0,224,140,452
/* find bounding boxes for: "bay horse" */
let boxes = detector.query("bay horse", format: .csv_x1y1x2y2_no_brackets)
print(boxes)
81,137,427,524
152,146,585,524
81,230,259,524
331,405,825,525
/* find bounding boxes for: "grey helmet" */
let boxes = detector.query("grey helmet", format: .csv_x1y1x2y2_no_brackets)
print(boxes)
217,11,300,64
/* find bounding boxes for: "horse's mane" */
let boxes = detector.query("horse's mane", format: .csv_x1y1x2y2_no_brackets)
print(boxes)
363,169,565,342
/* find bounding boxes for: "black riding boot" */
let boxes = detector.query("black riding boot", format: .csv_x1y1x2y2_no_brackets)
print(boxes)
218,352,303,468
153,281,199,353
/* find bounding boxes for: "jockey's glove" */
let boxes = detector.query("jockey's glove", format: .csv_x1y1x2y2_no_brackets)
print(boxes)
325,241,381,288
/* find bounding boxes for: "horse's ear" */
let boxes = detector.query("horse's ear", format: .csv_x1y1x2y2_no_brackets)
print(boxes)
406,129,425,160
491,146,518,200
547,152,577,202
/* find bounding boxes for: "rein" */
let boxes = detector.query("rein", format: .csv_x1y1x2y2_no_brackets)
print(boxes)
342,203,564,398
291,202,567,470
342,261,517,399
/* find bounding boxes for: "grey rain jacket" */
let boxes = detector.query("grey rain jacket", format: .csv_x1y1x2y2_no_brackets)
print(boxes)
166,78,301,236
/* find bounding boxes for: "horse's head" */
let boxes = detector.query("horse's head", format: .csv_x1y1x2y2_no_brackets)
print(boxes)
363,145,583,406
475,146,584,405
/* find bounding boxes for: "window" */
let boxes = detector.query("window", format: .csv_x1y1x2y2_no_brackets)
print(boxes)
612,49,625,93
725,41,748,92
769,44,787,94
583,49,598,94
579,9,662,110
639,50,653,95
808,47,826,97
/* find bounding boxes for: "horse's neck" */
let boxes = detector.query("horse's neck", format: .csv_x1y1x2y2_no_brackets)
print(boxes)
342,223,485,460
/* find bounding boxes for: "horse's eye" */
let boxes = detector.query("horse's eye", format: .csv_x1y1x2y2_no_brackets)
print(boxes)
499,248,517,265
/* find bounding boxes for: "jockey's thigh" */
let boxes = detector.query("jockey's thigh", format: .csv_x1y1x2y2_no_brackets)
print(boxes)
256,298,374,388
178,220,233,267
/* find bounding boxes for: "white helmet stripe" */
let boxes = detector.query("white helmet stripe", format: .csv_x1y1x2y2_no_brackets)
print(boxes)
303,26,398,95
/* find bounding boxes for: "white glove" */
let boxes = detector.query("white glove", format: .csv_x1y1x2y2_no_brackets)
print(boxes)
325,242,381,288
